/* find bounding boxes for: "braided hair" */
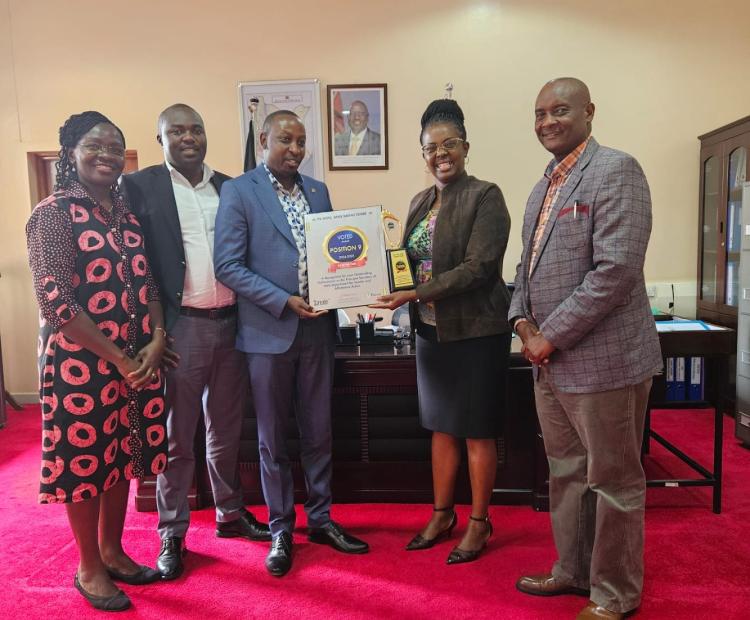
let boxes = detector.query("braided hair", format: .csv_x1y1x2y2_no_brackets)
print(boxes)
420,99,467,143
54,111,125,190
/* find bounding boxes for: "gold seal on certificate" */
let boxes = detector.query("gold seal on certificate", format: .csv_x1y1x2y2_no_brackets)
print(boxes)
322,226,370,267
381,210,416,291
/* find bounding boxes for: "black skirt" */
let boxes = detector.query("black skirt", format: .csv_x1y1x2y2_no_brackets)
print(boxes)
415,325,511,439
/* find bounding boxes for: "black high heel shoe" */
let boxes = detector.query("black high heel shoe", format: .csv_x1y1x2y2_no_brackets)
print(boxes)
446,515,493,565
405,506,457,551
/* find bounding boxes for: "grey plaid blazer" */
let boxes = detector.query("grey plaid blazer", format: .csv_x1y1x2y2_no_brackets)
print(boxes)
509,138,662,393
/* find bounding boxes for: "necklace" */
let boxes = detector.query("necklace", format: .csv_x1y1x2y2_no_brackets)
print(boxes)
429,194,441,217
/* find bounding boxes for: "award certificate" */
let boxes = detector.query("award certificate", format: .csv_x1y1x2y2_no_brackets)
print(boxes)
305,206,389,310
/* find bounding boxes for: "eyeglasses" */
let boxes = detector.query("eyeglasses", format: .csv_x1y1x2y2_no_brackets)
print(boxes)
78,143,126,157
421,137,465,156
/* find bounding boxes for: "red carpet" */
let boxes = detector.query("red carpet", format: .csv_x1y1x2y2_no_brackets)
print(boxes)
1,405,748,618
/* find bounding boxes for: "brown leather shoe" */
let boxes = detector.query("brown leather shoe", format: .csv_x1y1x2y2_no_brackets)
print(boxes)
575,601,624,619
516,573,590,597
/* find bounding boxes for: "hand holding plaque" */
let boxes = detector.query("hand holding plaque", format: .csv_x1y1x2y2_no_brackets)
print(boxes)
382,210,416,291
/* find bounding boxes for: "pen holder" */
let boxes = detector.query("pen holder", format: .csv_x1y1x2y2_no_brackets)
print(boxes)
339,325,358,345
358,322,375,343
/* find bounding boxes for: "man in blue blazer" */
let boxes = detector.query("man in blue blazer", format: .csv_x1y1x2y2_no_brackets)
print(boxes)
215,110,369,577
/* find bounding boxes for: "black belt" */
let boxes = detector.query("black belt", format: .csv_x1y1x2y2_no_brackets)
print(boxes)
415,321,438,342
179,305,237,320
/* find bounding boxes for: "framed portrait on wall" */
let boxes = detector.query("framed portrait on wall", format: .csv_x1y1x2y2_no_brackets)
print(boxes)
238,79,325,181
327,84,388,171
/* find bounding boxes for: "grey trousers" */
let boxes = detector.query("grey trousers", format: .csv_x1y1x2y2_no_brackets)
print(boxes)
156,314,248,539
246,318,335,537
534,367,652,613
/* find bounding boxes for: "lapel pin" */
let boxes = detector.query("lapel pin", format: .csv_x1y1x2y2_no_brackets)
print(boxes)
311,188,316,193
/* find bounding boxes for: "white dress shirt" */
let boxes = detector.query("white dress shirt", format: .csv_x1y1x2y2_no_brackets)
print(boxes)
167,161,235,309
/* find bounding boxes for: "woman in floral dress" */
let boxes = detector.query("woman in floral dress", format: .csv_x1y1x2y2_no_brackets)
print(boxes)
26,111,169,611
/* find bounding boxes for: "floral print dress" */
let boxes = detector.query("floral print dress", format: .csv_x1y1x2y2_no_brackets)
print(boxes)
26,181,167,504
406,209,439,325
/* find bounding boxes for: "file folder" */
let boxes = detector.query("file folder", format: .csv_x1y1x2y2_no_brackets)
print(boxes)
688,357,704,401
674,357,686,401
665,357,675,401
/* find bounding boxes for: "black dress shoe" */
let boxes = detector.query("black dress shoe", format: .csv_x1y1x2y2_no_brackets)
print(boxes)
446,515,493,565
216,507,271,541
308,520,369,554
74,574,131,611
406,506,457,551
106,564,161,585
265,532,293,577
157,536,186,580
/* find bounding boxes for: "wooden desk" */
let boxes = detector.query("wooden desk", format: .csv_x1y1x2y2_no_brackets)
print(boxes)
136,338,547,511
135,327,734,514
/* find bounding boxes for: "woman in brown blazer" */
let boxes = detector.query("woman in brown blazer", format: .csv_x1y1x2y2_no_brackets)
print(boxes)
373,99,512,564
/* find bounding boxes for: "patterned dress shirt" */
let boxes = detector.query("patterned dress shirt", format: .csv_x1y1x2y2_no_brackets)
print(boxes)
529,138,590,274
264,163,311,298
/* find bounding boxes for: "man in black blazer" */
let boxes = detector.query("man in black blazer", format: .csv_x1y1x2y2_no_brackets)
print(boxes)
123,104,270,580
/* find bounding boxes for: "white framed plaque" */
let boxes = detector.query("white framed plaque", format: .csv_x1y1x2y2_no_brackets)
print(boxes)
305,206,389,310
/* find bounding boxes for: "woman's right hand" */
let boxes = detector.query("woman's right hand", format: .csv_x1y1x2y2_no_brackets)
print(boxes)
370,290,418,310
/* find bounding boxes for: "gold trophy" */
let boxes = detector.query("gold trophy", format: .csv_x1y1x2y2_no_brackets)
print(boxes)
382,209,416,291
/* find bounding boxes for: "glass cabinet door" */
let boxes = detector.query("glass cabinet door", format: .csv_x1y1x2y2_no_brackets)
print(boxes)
725,147,747,307
701,155,720,303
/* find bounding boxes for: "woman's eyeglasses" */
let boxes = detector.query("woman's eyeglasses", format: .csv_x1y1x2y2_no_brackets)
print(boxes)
78,143,126,157
421,137,465,156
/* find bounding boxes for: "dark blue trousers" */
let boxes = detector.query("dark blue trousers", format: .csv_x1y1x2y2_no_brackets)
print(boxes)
246,317,335,537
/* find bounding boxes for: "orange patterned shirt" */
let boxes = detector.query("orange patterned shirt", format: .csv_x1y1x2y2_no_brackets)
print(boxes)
529,138,590,274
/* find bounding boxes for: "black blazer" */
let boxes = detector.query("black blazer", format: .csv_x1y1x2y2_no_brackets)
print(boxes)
122,164,231,331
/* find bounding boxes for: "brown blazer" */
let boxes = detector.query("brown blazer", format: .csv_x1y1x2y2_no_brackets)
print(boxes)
404,172,512,342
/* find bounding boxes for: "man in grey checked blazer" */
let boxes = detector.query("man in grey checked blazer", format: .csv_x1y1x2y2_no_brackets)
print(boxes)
509,78,662,620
